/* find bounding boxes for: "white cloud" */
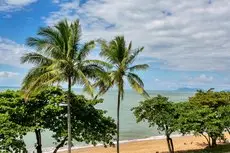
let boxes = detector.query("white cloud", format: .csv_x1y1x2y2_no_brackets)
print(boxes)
0,71,19,78
44,0,230,71
0,37,31,68
187,74,214,83
150,74,216,90
189,74,214,83
0,0,37,12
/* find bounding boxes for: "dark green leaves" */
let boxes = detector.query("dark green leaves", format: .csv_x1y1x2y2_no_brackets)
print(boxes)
0,87,116,152
132,95,177,135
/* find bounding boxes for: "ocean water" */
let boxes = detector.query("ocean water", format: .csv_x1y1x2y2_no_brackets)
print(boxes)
0,87,194,152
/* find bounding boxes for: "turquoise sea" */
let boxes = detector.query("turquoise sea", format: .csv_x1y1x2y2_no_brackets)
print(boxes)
0,87,195,152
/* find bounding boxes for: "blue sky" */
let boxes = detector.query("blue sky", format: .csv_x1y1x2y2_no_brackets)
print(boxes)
0,0,230,90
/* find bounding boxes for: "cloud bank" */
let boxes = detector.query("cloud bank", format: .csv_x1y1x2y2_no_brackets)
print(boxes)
0,0,37,12
44,0,230,71
0,71,19,78
0,37,31,67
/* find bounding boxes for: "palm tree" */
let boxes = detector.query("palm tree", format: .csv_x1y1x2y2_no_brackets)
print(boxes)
21,19,110,153
98,36,149,153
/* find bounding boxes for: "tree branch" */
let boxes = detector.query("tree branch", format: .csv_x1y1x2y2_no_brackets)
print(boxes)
53,136,68,153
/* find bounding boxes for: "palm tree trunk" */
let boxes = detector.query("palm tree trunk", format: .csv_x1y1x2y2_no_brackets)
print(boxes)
67,76,72,153
117,89,121,153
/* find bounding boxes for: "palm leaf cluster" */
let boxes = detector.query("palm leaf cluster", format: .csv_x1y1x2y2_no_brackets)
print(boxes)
98,36,149,99
21,20,110,97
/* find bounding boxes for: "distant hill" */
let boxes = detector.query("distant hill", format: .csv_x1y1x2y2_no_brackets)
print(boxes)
222,89,230,92
176,87,200,92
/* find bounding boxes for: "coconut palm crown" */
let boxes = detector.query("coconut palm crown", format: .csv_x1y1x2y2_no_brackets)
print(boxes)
21,19,110,96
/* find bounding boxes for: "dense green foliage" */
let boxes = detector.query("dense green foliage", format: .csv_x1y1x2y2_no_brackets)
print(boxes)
132,95,179,153
133,90,230,152
98,36,149,153
0,90,28,152
177,89,230,147
0,87,116,153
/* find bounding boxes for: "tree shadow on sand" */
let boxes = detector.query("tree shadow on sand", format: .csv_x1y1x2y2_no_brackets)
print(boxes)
175,143,230,153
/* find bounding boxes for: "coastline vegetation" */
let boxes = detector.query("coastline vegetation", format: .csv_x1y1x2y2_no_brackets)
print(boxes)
0,19,230,153
132,89,230,153
0,87,116,153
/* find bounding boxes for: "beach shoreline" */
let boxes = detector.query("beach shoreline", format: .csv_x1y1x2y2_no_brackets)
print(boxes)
57,133,230,153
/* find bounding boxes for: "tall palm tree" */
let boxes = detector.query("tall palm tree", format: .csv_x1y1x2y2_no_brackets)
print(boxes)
98,36,149,153
21,19,110,153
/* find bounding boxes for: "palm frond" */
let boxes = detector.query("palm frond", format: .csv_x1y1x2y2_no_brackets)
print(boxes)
78,40,95,60
127,72,144,87
37,26,63,47
127,46,144,65
54,19,71,55
22,66,63,98
77,70,94,97
127,74,149,98
113,36,126,63
93,73,113,99
99,39,120,64
83,60,113,69
68,20,81,59
27,37,63,59
20,52,52,65
128,64,149,72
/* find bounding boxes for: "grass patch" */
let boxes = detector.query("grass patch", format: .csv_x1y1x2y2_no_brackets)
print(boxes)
176,144,230,153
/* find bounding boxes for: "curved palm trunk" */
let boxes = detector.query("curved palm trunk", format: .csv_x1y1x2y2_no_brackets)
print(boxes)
68,77,72,153
117,89,121,153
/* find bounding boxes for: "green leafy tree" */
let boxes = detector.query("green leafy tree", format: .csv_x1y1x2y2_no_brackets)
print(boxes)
23,87,64,153
98,36,149,153
50,94,116,153
218,105,230,134
0,87,64,153
20,19,110,153
189,89,230,107
177,89,230,147
0,87,116,153
0,90,28,152
132,95,178,153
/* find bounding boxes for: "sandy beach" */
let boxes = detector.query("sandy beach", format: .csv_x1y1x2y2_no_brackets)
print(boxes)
61,134,230,153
